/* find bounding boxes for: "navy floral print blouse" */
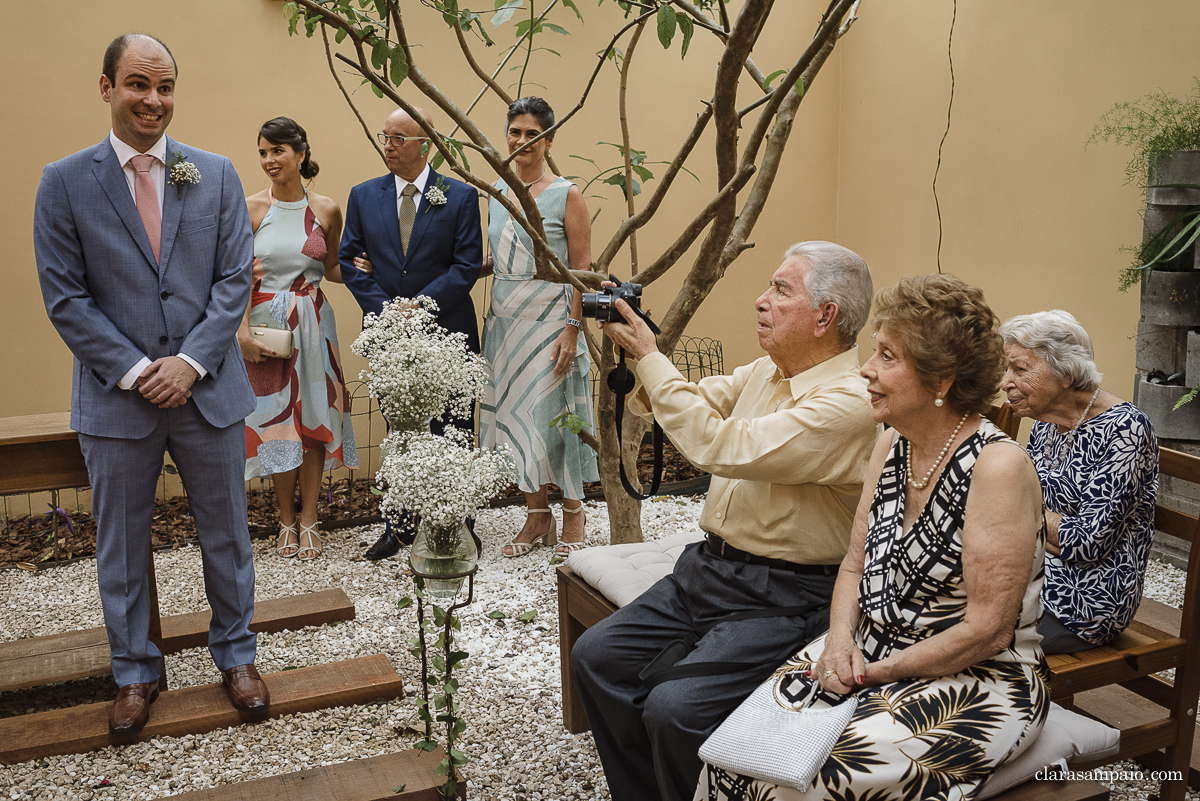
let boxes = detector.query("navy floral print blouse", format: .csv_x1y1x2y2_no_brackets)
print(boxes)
1030,401,1158,645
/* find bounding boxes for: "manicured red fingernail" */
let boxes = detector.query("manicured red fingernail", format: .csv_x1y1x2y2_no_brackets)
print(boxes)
856,675,864,683
805,670,812,677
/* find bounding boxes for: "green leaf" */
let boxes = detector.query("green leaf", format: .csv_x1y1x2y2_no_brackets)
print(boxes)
542,22,570,35
795,77,806,98
389,45,409,84
1174,386,1200,410
444,678,460,693
370,38,388,69
487,610,508,619
450,748,470,766
677,13,693,58
284,3,300,36
369,484,384,495
563,0,584,21
493,0,522,27
431,152,445,170
335,27,349,43
762,69,787,91
397,597,413,610
518,609,538,623
415,739,439,752
432,655,446,671
656,4,676,48
569,155,598,166
392,786,406,794
448,649,470,667
632,164,654,182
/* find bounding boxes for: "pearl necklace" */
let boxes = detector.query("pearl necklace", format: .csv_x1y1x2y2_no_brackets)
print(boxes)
906,412,970,490
1041,386,1100,470
522,166,547,189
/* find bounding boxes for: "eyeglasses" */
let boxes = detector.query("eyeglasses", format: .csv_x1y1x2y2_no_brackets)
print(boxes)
377,133,429,146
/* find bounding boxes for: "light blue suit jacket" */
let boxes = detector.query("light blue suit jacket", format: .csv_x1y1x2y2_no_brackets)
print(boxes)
34,136,256,438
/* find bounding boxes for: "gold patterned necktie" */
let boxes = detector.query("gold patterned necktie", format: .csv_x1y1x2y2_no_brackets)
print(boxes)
130,154,161,263
398,183,419,255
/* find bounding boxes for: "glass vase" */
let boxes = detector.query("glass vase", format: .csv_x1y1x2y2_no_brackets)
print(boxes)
410,520,478,599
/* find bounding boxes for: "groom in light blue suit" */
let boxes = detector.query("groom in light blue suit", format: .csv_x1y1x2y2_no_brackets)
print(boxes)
34,33,268,735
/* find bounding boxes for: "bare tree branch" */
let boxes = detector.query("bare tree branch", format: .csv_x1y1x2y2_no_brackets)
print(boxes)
321,25,384,165
594,105,714,272
618,20,648,273
632,163,756,286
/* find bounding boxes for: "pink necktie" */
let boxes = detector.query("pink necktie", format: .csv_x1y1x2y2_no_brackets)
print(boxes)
130,154,161,263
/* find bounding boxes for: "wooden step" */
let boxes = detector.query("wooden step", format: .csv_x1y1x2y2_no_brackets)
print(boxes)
0,654,404,764
0,589,355,693
155,748,464,800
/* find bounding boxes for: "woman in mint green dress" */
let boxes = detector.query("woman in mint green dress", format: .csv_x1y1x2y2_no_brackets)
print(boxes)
480,97,599,558
240,118,357,561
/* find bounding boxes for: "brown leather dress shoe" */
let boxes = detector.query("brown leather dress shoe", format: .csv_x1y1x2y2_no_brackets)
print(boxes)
222,664,270,713
108,678,160,735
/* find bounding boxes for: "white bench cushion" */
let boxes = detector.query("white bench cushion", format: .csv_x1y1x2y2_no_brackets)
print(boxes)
567,531,704,608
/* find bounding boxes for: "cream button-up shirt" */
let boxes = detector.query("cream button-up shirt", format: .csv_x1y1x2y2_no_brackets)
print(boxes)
631,347,878,565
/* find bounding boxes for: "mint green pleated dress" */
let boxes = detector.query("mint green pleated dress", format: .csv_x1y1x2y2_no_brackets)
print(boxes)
479,177,599,498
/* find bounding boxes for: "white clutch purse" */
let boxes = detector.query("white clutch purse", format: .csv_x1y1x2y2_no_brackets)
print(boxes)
698,678,858,792
249,325,294,359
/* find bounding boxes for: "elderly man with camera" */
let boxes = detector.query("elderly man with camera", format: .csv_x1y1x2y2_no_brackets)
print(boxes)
570,241,879,801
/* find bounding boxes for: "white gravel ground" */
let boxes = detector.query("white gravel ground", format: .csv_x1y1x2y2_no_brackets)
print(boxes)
0,495,1195,800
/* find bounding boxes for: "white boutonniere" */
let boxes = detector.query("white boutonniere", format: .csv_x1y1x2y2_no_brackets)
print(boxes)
166,147,201,200
424,175,449,213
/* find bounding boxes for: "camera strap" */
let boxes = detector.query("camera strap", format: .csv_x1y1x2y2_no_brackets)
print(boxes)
609,346,664,500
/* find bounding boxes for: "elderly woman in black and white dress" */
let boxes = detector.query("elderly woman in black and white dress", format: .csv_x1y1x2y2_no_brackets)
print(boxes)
1000,310,1159,654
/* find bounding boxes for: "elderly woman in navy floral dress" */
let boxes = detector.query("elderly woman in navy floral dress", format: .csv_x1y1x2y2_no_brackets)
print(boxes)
1001,310,1158,654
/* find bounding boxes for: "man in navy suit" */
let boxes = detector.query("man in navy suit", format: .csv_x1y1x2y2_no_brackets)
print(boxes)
340,107,483,559
34,34,268,735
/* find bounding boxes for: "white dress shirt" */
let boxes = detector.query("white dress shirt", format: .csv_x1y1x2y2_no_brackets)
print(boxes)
394,163,432,216
107,131,207,389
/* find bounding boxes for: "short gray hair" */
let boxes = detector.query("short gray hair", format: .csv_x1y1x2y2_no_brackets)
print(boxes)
999,310,1103,391
784,241,873,346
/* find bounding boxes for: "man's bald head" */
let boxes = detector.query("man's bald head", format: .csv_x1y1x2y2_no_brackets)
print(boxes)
381,106,435,181
103,33,177,85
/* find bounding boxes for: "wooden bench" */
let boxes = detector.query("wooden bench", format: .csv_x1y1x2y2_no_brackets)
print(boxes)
556,445,1200,801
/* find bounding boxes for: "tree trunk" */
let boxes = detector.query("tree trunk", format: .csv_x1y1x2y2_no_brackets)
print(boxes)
595,341,649,543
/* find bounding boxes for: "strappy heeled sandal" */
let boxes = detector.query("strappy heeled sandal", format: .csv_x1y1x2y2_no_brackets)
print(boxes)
555,505,587,558
297,522,323,561
502,508,557,558
276,522,299,558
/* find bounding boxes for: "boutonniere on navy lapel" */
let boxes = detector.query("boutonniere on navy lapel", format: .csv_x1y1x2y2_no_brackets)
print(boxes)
423,175,449,213
165,147,201,200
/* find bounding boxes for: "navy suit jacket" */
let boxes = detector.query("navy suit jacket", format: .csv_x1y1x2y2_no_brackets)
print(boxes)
339,170,483,352
34,136,256,439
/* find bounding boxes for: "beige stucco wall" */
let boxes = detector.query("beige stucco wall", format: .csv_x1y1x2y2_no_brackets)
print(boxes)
4,1,1197,421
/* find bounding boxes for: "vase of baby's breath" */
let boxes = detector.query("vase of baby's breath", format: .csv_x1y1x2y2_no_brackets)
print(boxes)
410,520,478,599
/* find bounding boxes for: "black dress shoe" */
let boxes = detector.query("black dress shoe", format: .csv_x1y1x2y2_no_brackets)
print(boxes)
364,529,402,560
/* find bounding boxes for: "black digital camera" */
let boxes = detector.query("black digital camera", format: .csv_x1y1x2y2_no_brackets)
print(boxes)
581,279,643,325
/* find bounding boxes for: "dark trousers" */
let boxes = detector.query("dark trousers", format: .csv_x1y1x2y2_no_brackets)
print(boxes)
571,541,836,801
1038,610,1095,655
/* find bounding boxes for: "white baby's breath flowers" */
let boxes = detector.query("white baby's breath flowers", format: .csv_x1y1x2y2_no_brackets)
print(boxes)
425,184,447,206
351,297,486,431
378,428,515,532
169,161,201,187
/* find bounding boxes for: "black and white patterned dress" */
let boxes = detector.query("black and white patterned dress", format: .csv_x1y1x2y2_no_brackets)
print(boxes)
696,420,1049,801
1031,402,1158,646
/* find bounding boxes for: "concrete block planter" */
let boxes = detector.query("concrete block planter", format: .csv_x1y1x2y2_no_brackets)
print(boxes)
1136,319,1190,375
1188,330,1200,387
1140,269,1200,328
1135,377,1200,439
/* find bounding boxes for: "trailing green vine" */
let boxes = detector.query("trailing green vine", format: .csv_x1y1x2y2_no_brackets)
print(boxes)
399,580,469,800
